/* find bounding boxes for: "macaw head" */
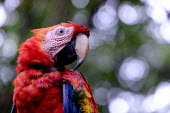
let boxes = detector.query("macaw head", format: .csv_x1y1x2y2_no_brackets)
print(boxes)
17,22,90,72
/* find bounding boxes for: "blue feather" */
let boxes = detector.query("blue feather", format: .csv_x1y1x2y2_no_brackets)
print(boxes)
63,82,81,113
10,104,16,113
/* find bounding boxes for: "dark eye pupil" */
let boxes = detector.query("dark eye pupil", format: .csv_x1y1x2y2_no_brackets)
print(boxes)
59,30,63,34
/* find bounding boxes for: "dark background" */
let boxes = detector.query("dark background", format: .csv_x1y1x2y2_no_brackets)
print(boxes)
1,0,170,113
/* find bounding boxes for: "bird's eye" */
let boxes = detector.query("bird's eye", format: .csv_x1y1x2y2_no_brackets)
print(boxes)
57,29,65,35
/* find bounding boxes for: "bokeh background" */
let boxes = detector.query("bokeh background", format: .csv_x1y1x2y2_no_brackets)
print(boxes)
1,0,170,113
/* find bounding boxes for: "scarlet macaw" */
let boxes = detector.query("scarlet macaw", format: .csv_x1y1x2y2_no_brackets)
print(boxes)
11,22,98,113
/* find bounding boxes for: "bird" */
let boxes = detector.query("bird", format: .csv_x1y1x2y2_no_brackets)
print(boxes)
11,21,98,113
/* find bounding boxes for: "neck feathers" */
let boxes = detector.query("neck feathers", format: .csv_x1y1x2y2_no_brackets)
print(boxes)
16,33,54,73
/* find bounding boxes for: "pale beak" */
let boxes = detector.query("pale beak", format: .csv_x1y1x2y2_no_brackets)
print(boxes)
74,33,89,70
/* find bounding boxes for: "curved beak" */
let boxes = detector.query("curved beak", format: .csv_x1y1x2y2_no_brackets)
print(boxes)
74,33,89,70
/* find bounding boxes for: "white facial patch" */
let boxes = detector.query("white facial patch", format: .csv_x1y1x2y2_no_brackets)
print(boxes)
42,26,74,58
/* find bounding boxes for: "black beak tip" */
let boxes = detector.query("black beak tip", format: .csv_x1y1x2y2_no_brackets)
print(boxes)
74,58,84,71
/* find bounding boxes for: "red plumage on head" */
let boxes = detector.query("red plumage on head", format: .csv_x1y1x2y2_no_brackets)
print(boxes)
16,33,54,72
67,21,90,37
16,22,90,73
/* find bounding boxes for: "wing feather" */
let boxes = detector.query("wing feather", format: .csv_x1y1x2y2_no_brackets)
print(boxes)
63,82,81,113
